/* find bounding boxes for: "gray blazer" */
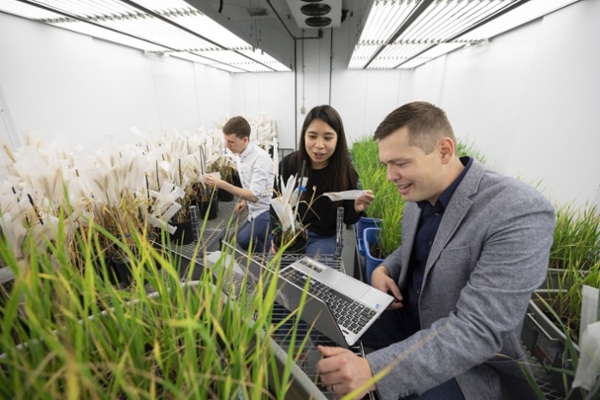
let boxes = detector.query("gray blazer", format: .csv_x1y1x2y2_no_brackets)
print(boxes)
366,159,555,400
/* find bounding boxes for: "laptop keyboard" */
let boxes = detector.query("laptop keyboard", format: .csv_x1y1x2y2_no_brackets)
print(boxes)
280,267,377,335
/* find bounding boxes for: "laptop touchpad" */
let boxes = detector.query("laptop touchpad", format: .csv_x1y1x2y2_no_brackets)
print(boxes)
335,276,370,298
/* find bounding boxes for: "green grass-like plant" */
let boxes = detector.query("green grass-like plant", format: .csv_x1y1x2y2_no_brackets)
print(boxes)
551,204,600,271
0,213,311,399
351,136,389,221
541,203,600,341
455,138,487,164
351,137,404,258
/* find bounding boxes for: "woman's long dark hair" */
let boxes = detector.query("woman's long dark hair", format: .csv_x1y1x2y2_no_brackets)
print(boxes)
289,105,357,197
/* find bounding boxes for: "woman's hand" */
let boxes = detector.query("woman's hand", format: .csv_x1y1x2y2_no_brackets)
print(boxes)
354,190,374,213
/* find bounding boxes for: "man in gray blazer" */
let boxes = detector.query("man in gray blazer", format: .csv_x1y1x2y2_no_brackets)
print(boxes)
316,101,555,400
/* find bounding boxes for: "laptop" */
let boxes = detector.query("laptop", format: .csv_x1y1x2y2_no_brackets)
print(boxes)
276,256,393,347
220,242,393,348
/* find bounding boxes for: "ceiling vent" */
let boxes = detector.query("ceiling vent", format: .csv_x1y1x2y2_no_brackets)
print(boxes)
285,0,342,29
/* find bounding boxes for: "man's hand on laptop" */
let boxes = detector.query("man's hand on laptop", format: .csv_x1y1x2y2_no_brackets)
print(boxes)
316,345,376,399
371,266,403,309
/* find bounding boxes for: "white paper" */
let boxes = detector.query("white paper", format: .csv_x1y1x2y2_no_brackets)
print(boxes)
573,285,600,391
572,321,600,390
206,250,244,275
323,190,366,201
0,267,15,285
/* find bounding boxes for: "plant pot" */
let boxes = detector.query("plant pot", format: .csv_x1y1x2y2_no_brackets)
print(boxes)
197,197,219,220
273,228,308,253
231,170,242,188
108,256,133,287
521,290,582,399
363,227,384,284
354,225,367,257
218,188,234,202
355,216,382,242
357,237,366,257
170,219,195,245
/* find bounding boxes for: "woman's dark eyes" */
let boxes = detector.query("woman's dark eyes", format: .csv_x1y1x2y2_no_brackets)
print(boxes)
307,135,334,140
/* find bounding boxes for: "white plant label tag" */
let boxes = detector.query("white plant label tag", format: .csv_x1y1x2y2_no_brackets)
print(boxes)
323,190,366,201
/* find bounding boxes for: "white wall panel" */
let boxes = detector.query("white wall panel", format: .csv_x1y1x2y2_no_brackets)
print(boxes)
0,12,233,153
0,14,110,152
413,56,448,106
439,20,540,175
148,56,199,134
295,30,333,141
193,63,233,131
0,84,19,150
252,72,294,147
230,71,294,148
504,0,600,208
331,69,414,143
92,40,162,145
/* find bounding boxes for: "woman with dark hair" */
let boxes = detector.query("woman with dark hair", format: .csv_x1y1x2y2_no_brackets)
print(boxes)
273,105,374,256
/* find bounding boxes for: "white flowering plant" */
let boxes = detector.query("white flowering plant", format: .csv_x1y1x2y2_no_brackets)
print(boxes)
270,173,311,251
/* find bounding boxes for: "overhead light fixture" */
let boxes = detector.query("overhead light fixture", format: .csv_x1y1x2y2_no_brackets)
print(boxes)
456,0,581,42
238,50,291,72
366,43,431,69
357,1,415,45
351,0,583,70
348,44,380,69
398,43,465,69
0,0,290,73
393,1,510,43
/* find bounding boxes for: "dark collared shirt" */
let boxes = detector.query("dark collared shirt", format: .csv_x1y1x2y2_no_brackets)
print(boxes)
403,157,473,336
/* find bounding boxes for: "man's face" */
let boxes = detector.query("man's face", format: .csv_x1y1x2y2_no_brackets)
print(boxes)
378,127,445,205
223,133,248,155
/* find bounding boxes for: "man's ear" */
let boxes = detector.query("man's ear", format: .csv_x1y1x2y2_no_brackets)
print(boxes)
439,137,455,163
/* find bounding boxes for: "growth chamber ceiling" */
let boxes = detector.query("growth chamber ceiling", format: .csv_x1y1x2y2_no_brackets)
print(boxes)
0,0,584,72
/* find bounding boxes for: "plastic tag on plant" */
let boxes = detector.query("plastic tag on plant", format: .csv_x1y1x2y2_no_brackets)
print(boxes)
572,321,600,391
579,285,600,340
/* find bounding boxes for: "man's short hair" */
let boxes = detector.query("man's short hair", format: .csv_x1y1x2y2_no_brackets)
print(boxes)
374,101,455,154
222,116,251,139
